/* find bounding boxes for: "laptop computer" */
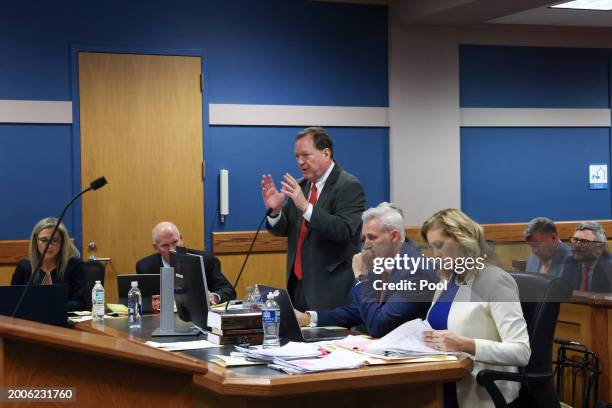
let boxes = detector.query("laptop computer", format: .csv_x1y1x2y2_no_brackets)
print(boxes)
116,274,160,313
0,284,68,327
257,285,348,342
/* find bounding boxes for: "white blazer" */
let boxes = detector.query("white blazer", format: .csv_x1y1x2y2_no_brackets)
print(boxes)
427,265,531,408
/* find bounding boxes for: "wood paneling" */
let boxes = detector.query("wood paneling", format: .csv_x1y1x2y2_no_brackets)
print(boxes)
79,52,204,303
217,253,286,299
213,219,612,254
213,231,287,254
0,240,28,265
0,266,13,286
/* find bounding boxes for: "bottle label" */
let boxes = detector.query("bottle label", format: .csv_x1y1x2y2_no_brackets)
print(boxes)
94,292,104,303
262,309,280,323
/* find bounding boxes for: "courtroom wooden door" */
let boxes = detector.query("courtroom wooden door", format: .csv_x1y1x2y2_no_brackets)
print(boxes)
78,52,204,303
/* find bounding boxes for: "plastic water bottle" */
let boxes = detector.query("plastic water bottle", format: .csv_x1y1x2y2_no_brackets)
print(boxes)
243,285,254,309
251,285,263,311
128,281,142,328
91,280,105,321
262,291,281,348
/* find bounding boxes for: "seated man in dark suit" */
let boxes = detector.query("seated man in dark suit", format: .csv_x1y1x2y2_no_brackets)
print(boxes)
562,221,612,293
294,202,435,337
135,221,236,304
524,217,572,276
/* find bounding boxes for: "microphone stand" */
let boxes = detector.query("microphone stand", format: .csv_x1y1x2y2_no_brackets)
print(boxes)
225,209,273,311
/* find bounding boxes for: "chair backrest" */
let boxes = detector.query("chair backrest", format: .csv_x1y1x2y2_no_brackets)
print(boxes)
511,272,572,374
81,260,106,311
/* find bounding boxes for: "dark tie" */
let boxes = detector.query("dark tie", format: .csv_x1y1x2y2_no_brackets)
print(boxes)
580,264,590,291
293,184,318,280
379,270,390,304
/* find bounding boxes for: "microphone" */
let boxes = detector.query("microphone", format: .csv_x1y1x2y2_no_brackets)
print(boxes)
90,176,107,191
224,208,274,311
12,176,109,318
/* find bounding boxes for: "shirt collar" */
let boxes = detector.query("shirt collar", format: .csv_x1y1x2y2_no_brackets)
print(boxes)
161,255,171,268
313,161,335,192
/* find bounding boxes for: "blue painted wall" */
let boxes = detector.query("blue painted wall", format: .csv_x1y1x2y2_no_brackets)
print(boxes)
461,127,611,223
0,0,389,244
460,45,610,108
460,45,612,223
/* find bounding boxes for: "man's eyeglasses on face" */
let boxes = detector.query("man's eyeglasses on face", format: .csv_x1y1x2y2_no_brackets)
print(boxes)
569,237,605,245
38,237,62,246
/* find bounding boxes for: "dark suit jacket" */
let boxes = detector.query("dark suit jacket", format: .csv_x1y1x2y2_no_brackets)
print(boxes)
267,162,366,310
11,257,87,311
135,249,236,303
316,240,435,337
561,252,612,293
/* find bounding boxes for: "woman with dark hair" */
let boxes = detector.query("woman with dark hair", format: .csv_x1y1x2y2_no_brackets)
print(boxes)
11,217,86,311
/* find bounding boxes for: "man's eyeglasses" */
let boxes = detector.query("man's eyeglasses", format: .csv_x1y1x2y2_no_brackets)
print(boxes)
569,237,605,245
37,237,62,246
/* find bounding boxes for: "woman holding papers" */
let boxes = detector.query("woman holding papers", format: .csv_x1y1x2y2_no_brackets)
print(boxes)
11,217,86,311
420,209,530,408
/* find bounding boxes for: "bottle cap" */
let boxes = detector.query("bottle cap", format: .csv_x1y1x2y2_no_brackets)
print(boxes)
95,280,101,284
267,292,275,300
131,281,138,288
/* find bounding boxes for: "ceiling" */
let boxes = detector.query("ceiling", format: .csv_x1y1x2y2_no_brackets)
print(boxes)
317,0,612,28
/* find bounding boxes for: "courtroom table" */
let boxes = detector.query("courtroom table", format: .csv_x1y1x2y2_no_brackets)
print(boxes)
556,291,612,404
77,315,472,408
0,315,206,408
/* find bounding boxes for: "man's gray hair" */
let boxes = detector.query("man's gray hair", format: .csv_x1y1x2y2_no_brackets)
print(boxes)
524,217,558,240
575,221,607,243
151,221,180,242
362,202,405,240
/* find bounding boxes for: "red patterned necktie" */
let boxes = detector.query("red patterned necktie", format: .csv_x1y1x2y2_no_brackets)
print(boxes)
293,184,318,280
580,264,590,291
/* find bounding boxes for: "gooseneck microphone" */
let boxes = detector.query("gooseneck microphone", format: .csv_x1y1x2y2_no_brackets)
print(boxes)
12,177,108,318
225,208,274,311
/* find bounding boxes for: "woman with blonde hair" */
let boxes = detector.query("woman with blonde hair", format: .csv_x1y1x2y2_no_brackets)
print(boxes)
11,217,86,311
421,208,530,408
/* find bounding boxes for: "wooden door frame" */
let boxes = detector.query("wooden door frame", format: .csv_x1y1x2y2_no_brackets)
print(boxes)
69,45,209,252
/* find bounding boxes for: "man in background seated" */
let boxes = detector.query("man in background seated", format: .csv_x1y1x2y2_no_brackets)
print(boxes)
561,222,612,293
294,202,434,337
135,221,236,304
524,217,572,276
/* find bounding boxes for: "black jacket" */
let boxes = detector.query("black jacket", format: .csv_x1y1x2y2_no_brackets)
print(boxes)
11,257,87,311
561,251,612,293
267,163,366,310
135,249,236,303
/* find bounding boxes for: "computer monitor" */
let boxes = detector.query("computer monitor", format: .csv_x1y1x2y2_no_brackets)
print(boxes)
116,274,160,313
170,251,210,331
0,284,68,327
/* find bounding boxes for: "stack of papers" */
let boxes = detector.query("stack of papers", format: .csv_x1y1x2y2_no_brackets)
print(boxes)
146,339,220,351
362,319,451,357
235,342,322,362
210,352,267,367
269,348,368,375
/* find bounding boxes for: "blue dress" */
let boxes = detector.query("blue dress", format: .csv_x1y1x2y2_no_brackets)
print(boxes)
427,277,460,408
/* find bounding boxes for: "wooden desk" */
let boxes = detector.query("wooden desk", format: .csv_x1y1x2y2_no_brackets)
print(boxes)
556,291,612,403
0,315,206,407
78,315,472,408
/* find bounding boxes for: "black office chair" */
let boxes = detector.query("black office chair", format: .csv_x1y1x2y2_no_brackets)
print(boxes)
477,272,572,408
81,260,106,311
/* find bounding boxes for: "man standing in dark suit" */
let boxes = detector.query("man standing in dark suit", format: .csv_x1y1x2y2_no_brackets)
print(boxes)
261,127,366,311
135,221,236,304
562,222,612,293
